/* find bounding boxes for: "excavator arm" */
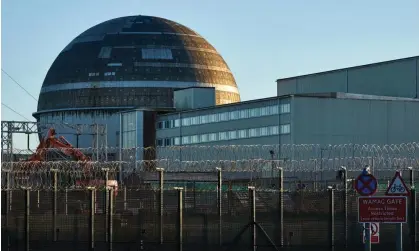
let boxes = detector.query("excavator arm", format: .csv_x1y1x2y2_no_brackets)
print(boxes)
24,128,119,195
27,128,90,162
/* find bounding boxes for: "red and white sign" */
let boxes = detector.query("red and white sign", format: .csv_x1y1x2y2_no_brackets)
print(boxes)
358,196,408,223
385,171,410,196
362,222,380,244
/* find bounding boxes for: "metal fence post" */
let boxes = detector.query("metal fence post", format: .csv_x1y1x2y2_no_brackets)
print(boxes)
123,186,127,211
5,169,11,251
103,168,109,242
51,169,58,242
174,187,184,251
408,167,416,251
88,187,96,251
410,187,417,251
341,167,348,248
108,188,114,251
24,188,30,251
249,186,256,251
65,188,68,215
328,187,335,251
278,167,284,247
156,168,164,244
216,167,222,247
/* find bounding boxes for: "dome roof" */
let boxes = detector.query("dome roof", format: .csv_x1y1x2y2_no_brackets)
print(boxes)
37,15,240,112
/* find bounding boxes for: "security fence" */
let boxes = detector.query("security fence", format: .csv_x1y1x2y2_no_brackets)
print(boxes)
1,143,419,251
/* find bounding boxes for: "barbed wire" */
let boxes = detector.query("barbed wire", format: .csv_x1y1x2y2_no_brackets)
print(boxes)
4,142,419,159
1,156,418,190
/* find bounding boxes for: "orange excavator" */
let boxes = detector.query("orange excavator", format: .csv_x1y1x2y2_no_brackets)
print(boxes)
27,128,89,162
23,128,118,194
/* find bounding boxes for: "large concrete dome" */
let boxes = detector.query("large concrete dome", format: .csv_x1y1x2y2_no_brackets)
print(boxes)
36,15,240,113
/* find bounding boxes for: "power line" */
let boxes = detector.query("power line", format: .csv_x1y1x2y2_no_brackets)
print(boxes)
1,102,32,121
1,68,38,101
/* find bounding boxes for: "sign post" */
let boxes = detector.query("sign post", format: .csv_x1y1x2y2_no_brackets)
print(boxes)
355,167,377,251
385,171,410,251
362,223,379,244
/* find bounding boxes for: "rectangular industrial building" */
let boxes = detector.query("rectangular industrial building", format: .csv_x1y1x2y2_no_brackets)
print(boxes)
117,56,419,162
155,92,419,148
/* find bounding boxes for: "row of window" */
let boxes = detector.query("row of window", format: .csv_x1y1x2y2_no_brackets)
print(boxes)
88,72,116,77
157,103,291,129
156,124,291,146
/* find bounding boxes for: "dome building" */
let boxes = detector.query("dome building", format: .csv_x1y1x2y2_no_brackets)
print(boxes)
33,15,240,150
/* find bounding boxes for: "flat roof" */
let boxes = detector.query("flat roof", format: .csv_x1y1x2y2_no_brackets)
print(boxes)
276,55,419,82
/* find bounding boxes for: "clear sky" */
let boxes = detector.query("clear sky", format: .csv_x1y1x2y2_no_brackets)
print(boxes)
1,0,419,149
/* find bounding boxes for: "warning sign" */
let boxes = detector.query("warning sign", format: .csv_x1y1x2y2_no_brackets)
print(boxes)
362,223,380,244
385,171,410,196
358,196,408,223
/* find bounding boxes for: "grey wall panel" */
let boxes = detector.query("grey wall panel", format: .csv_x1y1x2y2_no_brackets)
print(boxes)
347,58,417,98
292,97,419,145
38,111,120,149
416,57,419,98
277,78,297,96
296,70,347,94
276,57,419,99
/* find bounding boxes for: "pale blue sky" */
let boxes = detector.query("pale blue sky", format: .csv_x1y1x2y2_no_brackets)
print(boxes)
1,0,419,148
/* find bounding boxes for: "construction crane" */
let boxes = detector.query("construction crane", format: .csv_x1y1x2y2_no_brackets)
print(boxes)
22,128,118,194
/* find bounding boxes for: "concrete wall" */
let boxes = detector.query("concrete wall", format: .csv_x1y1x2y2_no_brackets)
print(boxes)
291,96,419,145
277,56,419,98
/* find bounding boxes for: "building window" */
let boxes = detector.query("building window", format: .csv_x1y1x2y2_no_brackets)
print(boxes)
141,48,173,60
239,109,248,119
200,115,208,124
157,122,163,129
229,130,237,139
270,126,279,135
182,118,190,126
229,111,239,120
269,105,279,115
191,135,199,144
157,139,163,146
280,124,291,134
174,119,180,127
219,112,229,121
164,138,171,146
209,114,217,123
182,136,190,144
280,104,290,113
191,117,199,125
200,134,208,142
260,127,269,136
249,108,259,117
219,132,228,141
209,133,217,141
260,107,269,116
164,121,171,129
248,128,258,137
238,129,247,138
